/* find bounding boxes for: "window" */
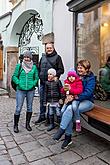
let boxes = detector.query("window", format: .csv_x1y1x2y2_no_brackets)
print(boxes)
76,1,110,77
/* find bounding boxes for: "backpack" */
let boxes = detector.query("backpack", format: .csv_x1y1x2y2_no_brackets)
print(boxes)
94,80,107,101
11,64,21,91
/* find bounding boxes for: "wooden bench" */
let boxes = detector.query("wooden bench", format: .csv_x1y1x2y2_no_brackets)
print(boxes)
81,105,110,141
84,105,110,125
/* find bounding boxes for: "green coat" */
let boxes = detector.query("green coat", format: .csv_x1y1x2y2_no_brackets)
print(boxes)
12,63,39,91
100,65,110,92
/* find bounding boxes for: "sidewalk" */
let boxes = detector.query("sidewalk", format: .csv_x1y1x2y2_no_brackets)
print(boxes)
0,96,110,165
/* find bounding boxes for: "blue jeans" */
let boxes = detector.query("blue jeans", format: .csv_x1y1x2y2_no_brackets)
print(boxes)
60,100,94,135
40,83,46,117
49,106,61,116
72,101,80,120
61,100,80,120
15,89,35,115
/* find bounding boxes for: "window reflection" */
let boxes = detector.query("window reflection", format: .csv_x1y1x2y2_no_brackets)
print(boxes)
77,1,110,77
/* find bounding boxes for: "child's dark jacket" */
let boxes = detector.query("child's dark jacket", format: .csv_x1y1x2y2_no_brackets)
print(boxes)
44,79,63,104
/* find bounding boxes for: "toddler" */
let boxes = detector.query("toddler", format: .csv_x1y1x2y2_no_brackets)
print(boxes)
61,70,83,132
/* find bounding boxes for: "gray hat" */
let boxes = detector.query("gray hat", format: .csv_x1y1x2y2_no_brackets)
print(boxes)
23,50,32,59
48,68,56,76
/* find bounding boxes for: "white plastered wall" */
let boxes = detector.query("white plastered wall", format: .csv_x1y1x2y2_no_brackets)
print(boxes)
53,0,74,82
0,0,53,88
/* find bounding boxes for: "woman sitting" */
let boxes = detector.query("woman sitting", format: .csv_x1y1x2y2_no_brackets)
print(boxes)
53,60,96,149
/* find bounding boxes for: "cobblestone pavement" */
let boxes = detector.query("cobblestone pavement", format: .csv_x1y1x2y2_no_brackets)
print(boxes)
0,96,110,165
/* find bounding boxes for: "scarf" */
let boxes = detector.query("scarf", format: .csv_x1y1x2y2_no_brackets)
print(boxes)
46,49,57,57
22,60,33,73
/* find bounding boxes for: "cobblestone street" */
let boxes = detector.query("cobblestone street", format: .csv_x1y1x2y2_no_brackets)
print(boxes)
0,96,110,165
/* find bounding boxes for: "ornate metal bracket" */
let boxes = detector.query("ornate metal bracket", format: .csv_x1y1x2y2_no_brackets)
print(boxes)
17,12,43,47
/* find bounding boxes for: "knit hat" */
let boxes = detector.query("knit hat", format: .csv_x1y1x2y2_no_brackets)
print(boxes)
67,70,78,78
48,68,56,76
23,50,32,59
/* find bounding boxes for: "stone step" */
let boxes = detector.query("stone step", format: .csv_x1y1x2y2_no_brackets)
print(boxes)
0,88,9,97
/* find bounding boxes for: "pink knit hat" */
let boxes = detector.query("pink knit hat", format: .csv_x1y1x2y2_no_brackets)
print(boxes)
67,70,78,78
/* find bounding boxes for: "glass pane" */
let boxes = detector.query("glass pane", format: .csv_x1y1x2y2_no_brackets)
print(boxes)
76,1,110,77
76,1,110,107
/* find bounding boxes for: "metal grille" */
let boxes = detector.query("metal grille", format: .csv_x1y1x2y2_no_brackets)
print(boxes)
20,46,39,55
18,13,43,47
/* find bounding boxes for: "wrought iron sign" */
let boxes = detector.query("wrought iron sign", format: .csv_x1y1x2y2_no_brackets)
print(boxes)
18,12,43,47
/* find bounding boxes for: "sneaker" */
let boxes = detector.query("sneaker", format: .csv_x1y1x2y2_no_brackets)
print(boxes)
61,135,72,149
35,116,46,125
76,120,81,132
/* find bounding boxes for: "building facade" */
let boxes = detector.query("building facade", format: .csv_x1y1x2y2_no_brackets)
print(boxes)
0,0,73,96
1,0,110,95
67,0,110,77
67,0,110,141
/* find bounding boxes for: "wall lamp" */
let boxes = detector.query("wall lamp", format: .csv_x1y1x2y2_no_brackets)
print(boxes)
101,23,109,27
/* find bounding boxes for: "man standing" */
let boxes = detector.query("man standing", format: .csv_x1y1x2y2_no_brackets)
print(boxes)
35,42,64,124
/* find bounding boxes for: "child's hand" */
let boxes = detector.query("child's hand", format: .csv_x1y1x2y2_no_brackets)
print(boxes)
74,95,78,99
65,95,74,104
54,76,58,81
64,84,70,91
59,99,63,105
64,98,69,104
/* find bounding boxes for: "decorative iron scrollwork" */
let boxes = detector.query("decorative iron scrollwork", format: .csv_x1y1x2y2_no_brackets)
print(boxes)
18,12,43,47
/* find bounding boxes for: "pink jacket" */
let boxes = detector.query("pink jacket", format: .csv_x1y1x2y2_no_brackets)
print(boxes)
61,77,83,96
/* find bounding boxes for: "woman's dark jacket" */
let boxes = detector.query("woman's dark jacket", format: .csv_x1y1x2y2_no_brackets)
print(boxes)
39,50,64,83
76,72,96,102
44,79,63,104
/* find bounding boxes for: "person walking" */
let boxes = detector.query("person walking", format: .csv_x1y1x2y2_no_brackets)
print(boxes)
35,42,64,124
53,60,96,149
12,50,39,133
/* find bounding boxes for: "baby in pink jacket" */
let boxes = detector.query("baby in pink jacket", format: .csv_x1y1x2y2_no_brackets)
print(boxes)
61,70,83,132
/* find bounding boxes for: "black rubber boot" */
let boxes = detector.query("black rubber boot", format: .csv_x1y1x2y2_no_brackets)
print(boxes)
35,115,46,125
47,115,55,131
26,112,32,131
14,114,20,133
61,134,72,149
53,127,65,141
45,112,50,126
